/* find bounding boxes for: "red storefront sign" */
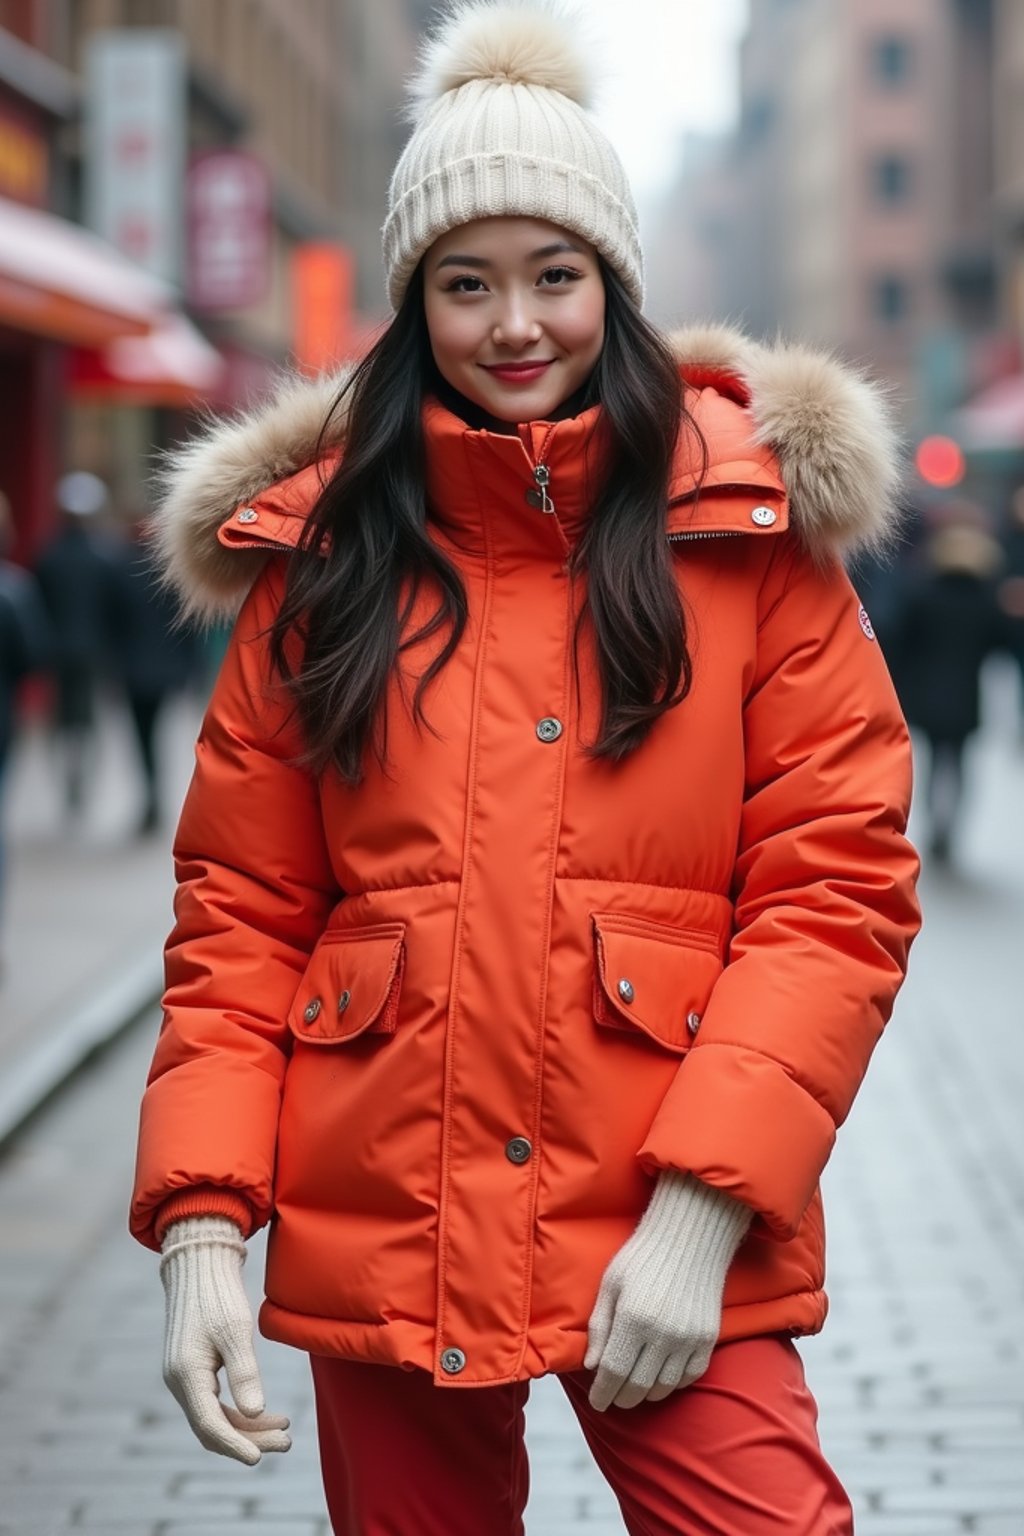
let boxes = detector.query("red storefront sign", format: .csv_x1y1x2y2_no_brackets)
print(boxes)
185,149,271,312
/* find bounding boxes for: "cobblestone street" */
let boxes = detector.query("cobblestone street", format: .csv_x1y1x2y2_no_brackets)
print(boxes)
1,676,1022,1535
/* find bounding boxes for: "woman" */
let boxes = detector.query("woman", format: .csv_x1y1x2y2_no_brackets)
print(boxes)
131,4,921,1531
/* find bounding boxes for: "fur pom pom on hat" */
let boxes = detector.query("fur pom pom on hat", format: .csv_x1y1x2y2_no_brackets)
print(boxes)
406,1,593,116
382,1,643,310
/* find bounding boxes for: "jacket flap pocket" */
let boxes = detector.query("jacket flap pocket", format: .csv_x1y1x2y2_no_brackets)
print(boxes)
289,922,406,1045
591,911,724,1052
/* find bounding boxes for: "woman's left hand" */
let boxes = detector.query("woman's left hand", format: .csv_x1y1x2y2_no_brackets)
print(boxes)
584,1171,752,1412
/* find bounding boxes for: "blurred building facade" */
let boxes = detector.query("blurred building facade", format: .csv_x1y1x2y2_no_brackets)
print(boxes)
341,0,437,312
0,13,82,558
644,132,741,336
944,0,996,338
0,0,430,556
648,0,1005,447
993,1,1024,341
61,0,424,321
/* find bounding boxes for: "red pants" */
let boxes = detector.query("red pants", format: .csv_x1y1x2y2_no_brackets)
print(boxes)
310,1337,853,1535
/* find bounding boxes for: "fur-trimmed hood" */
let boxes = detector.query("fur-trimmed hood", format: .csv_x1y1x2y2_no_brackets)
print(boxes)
154,322,904,622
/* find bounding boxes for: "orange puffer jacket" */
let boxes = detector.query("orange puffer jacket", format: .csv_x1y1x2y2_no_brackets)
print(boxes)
131,325,921,1388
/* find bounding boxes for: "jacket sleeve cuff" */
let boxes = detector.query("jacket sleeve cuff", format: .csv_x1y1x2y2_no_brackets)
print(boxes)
153,1185,254,1246
637,1044,836,1241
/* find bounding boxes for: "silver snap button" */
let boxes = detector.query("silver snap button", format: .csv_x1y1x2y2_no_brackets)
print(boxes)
440,1347,466,1375
536,717,563,743
617,978,635,1004
237,507,259,524
303,997,322,1023
337,990,351,1013
687,1011,702,1036
751,505,777,527
505,1137,533,1165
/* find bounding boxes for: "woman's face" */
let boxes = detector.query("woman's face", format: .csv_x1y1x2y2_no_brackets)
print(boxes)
423,216,606,426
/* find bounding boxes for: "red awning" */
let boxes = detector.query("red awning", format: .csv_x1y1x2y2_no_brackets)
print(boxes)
954,372,1024,451
70,312,228,407
0,194,173,346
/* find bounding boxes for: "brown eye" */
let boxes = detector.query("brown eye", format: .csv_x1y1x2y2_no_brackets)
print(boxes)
539,266,583,287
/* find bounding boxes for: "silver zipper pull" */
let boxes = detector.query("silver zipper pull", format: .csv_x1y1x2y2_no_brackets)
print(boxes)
533,463,555,515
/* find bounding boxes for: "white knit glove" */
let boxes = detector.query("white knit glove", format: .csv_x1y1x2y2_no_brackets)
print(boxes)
585,1171,753,1412
160,1215,291,1464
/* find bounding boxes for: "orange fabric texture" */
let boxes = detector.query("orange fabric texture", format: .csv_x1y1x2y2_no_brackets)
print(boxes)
130,381,921,1386
310,1340,853,1536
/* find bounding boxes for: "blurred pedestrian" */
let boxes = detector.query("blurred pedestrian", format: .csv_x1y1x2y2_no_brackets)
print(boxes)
997,483,1024,733
108,516,197,836
33,472,117,818
0,491,51,970
128,6,920,1532
894,511,1005,865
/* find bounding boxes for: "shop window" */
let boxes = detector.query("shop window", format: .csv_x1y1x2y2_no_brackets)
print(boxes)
873,275,911,323
873,153,913,204
872,36,913,86
743,97,775,145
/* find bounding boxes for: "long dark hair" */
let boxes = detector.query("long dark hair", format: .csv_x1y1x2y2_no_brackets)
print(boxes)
270,259,707,786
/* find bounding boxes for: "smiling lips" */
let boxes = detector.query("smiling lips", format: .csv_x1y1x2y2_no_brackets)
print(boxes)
482,360,554,384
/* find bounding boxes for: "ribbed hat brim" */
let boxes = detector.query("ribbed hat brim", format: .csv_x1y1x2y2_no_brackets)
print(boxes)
383,152,643,308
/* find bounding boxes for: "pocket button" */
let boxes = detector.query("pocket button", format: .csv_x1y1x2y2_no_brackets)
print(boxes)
337,989,351,1013
303,997,322,1023
687,1011,702,1036
617,977,635,1004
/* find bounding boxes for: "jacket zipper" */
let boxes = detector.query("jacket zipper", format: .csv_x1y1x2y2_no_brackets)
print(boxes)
666,480,781,543
526,423,559,515
533,462,555,514
666,530,743,543
225,538,295,553
524,428,773,528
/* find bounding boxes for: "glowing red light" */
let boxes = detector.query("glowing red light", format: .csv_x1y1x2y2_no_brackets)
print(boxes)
915,436,965,488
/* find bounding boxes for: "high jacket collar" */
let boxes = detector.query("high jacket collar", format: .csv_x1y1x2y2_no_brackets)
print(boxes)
421,393,608,559
155,322,904,623
418,390,789,561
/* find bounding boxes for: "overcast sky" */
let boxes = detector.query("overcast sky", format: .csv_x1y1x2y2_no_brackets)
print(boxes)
582,0,749,211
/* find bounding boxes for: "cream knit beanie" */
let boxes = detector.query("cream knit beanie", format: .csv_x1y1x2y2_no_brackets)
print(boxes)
382,1,644,310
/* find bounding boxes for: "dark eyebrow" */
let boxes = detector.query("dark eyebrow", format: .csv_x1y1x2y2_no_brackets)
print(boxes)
435,253,491,270
529,241,586,260
434,240,587,271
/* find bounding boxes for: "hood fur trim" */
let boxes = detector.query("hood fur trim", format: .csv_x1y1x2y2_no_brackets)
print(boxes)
151,369,352,624
154,322,904,622
670,325,904,567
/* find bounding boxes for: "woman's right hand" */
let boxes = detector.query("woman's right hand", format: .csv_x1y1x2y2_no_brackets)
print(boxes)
159,1215,292,1464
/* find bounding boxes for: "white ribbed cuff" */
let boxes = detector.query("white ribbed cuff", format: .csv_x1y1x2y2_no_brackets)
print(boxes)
159,1216,246,1279
631,1171,753,1294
